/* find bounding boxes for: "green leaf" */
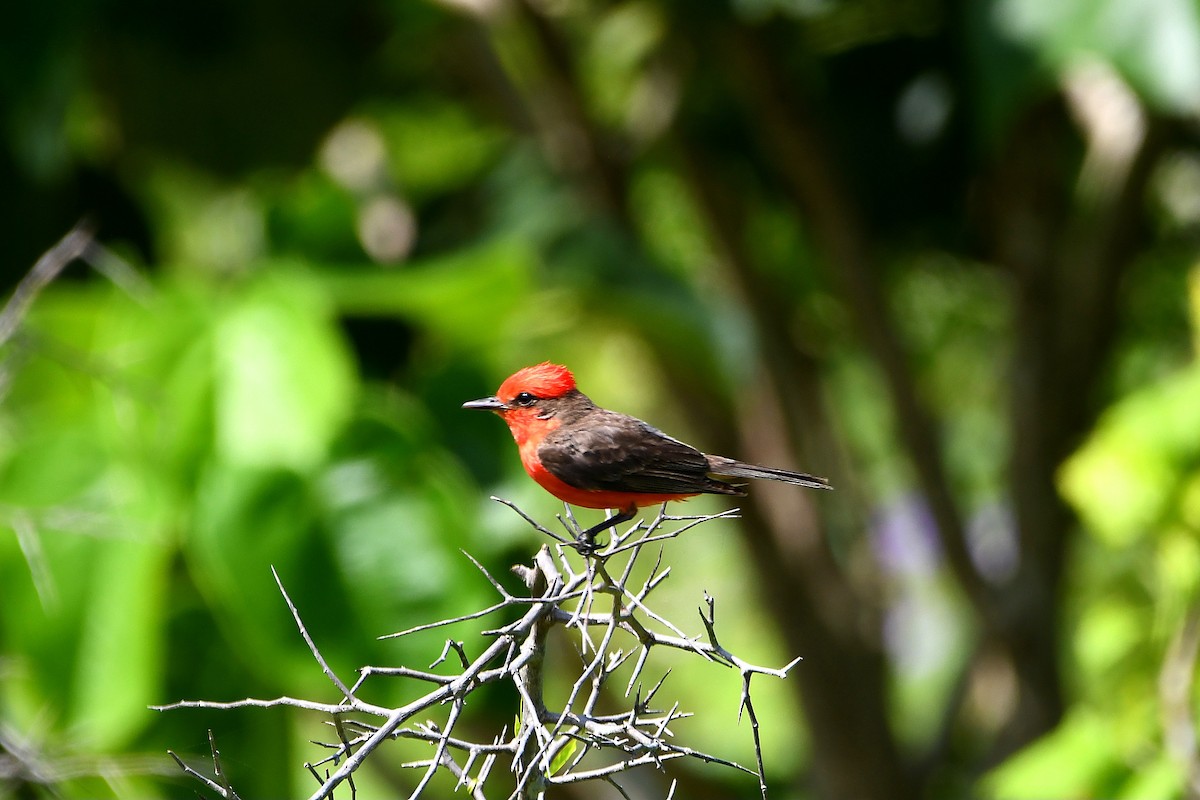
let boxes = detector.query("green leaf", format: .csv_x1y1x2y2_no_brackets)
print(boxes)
318,238,542,351
1074,598,1141,679
187,465,323,683
549,735,578,777
1060,364,1200,545
373,101,506,198
213,270,356,470
69,535,171,750
1116,754,1182,799
986,711,1120,798
993,0,1200,112
0,424,107,507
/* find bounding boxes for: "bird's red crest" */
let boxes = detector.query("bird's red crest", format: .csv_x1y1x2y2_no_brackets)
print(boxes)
498,362,576,401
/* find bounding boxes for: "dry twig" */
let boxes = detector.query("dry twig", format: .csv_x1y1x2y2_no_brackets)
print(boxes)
156,500,799,799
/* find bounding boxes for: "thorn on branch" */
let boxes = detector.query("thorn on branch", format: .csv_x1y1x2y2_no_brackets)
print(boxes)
431,639,471,671
165,731,242,800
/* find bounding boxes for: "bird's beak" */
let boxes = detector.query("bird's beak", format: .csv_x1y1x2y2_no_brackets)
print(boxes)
463,396,506,412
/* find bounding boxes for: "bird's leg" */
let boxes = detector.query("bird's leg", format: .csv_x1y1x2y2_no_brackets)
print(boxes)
574,506,636,555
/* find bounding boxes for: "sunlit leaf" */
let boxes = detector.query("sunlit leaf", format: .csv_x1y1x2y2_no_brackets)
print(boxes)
1191,267,1200,353
549,736,578,776
0,425,107,507
70,536,171,750
1074,598,1141,679
1117,754,1182,799
1157,528,1200,609
213,269,356,470
987,711,1120,798
1060,364,1200,545
994,0,1200,112
318,238,542,349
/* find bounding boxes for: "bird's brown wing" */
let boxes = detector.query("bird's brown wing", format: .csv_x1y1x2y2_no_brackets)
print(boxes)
537,410,744,496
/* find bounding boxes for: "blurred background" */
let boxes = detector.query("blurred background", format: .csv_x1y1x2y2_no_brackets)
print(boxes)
3,0,1200,797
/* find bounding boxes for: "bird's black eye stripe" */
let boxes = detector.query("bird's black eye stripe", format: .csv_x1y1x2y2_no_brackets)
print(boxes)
513,392,538,407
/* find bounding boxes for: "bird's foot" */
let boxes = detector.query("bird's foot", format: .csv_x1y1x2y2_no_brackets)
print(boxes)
572,530,602,556
570,509,634,557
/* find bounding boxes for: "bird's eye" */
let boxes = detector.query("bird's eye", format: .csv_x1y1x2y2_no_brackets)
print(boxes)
513,392,538,407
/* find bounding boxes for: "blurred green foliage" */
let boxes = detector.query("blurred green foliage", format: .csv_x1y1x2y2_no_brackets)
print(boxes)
997,275,1200,799
2,0,1200,798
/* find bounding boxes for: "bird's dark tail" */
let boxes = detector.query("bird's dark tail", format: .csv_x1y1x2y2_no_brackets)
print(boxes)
706,456,832,490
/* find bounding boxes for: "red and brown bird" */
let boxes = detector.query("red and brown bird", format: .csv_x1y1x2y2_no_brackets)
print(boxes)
464,362,830,546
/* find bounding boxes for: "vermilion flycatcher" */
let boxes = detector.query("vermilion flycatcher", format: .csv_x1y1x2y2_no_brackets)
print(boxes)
464,362,831,546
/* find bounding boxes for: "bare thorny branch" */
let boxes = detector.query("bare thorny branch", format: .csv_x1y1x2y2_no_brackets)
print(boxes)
156,501,800,799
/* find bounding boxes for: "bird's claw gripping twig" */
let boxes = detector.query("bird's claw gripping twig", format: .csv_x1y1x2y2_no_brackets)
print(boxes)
570,509,635,556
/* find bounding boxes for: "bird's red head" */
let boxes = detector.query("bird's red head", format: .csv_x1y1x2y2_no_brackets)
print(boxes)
462,363,579,445
460,362,578,431
496,362,576,404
